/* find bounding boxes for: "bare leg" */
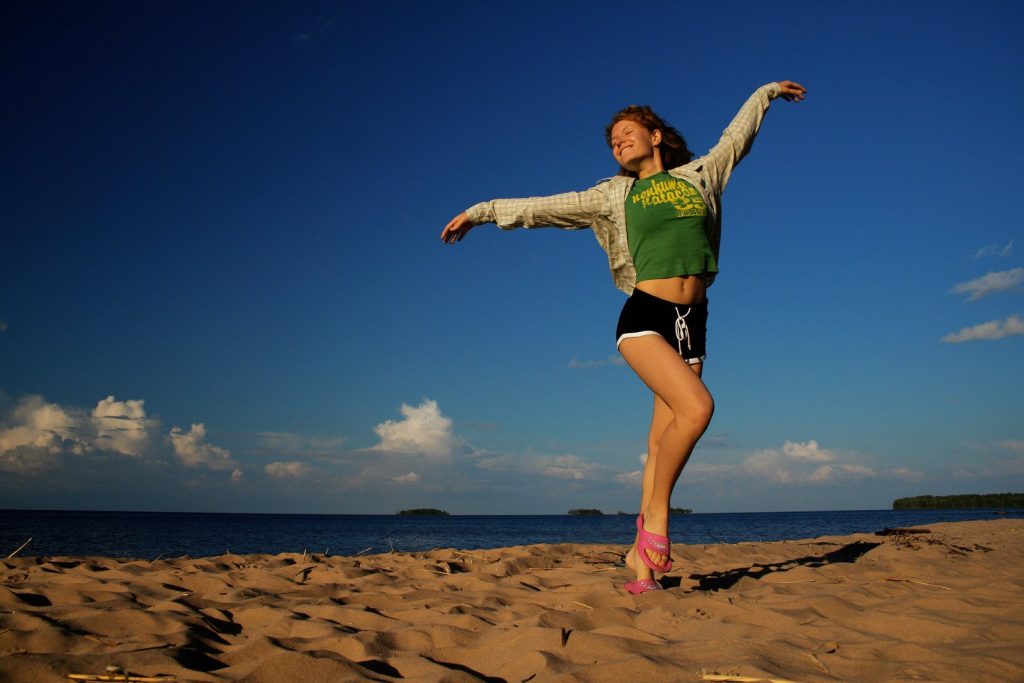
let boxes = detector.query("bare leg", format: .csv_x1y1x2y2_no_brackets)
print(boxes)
620,335,713,577
625,394,672,579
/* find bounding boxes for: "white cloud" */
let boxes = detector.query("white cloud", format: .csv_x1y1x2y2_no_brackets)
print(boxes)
568,355,627,369
0,395,86,458
0,394,159,465
941,315,1024,343
950,268,1024,301
371,399,456,457
616,470,643,484
974,240,1014,259
782,439,835,462
1,393,235,475
92,396,157,457
0,394,180,463
230,468,245,483
265,461,313,479
540,455,601,480
169,423,237,470
477,452,605,481
743,440,876,484
839,463,877,476
392,471,420,483
685,461,739,480
807,464,834,482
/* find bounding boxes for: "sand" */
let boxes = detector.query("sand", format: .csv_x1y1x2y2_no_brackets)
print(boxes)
1,518,1022,682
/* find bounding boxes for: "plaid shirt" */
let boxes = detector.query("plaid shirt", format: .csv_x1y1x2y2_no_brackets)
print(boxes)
466,82,783,295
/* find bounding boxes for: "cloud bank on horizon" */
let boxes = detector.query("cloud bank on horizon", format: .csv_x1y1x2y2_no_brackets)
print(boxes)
3,392,1019,514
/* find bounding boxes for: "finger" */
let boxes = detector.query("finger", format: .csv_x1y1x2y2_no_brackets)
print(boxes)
778,81,807,96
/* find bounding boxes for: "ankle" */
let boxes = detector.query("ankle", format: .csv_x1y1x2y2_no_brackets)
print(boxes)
643,502,669,521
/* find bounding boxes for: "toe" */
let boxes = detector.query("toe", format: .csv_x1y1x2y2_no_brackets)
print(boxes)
645,548,665,566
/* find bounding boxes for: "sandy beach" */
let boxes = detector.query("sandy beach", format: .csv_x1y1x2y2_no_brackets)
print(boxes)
1,518,1022,682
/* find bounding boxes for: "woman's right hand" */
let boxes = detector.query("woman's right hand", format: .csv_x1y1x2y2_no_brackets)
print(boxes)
776,80,807,102
441,211,475,244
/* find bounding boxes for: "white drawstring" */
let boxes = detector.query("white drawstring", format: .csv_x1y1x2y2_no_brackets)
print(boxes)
674,306,691,356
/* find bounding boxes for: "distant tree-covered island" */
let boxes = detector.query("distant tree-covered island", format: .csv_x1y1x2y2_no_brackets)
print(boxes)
893,493,1024,510
396,508,450,516
568,508,603,516
610,508,693,515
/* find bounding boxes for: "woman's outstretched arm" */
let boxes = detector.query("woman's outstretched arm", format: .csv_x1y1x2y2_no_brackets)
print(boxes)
697,80,807,188
439,183,612,245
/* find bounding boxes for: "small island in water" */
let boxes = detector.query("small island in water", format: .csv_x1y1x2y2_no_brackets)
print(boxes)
576,507,693,516
396,508,450,516
893,493,1024,510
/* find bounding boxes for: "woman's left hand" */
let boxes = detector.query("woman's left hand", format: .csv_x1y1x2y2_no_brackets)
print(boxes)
441,211,476,244
776,80,807,102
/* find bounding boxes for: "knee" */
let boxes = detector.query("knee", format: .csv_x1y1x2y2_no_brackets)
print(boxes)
673,394,714,434
694,394,715,431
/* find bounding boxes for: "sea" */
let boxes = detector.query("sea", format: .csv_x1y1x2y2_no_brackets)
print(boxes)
1,508,1019,560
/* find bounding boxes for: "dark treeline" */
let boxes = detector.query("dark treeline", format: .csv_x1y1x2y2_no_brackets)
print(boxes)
893,493,1024,510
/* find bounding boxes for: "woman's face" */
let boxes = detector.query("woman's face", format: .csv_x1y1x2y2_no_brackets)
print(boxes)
609,118,661,172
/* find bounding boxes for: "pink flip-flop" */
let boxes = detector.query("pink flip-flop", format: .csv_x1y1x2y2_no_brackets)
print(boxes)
624,578,662,594
636,514,673,573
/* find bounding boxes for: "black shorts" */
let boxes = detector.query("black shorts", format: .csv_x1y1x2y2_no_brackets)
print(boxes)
615,288,708,365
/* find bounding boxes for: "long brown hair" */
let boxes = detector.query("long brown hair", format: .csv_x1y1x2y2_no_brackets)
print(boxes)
605,105,693,177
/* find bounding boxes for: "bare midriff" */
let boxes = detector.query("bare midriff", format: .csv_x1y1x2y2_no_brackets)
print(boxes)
634,274,707,305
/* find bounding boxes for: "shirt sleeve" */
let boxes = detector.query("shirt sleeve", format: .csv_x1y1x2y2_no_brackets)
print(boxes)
690,82,781,191
464,182,609,231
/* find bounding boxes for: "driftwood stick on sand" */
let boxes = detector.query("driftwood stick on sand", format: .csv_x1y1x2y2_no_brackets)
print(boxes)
67,674,176,682
7,537,32,558
885,577,952,590
700,674,804,683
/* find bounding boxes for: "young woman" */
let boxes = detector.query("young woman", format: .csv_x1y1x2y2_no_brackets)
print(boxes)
441,80,807,593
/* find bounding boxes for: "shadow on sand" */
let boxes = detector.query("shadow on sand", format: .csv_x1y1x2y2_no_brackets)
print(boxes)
663,540,881,591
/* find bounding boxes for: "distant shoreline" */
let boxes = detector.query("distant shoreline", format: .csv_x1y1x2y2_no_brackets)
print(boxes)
396,508,449,516
893,493,1023,510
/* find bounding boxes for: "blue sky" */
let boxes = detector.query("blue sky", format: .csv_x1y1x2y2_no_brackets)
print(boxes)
2,1,1022,514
